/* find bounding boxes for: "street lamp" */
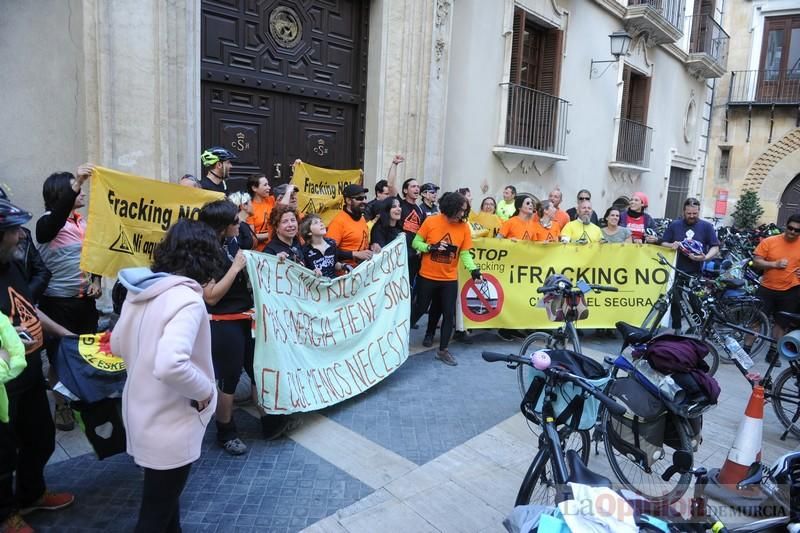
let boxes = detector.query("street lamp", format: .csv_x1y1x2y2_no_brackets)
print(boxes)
590,31,633,79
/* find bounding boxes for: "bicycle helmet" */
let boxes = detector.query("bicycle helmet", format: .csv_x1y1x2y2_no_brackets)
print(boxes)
0,199,32,229
542,274,572,291
678,239,704,257
200,146,237,167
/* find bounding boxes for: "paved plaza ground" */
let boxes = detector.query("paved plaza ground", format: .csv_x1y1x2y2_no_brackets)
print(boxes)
30,326,800,532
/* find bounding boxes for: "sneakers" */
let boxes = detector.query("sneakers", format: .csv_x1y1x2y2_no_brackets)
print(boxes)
220,437,248,455
19,491,75,515
422,335,434,348
1,514,33,533
54,404,74,432
436,349,458,366
497,329,515,342
452,330,473,344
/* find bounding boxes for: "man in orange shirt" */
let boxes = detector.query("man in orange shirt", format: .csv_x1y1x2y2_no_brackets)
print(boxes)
753,213,800,361
325,184,373,266
548,187,570,229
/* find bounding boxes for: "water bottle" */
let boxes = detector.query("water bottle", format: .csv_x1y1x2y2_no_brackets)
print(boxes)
632,360,686,403
723,335,754,370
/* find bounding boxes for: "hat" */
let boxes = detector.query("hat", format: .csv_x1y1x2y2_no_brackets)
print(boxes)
342,184,368,198
420,183,440,193
632,192,649,208
272,184,299,197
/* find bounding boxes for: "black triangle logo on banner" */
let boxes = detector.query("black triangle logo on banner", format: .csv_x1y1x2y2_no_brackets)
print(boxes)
109,227,135,255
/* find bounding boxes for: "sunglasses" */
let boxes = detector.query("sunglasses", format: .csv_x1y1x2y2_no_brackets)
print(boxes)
351,196,367,201
578,196,590,201
786,226,800,233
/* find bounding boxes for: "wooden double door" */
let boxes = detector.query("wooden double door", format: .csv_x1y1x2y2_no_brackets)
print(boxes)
201,0,368,191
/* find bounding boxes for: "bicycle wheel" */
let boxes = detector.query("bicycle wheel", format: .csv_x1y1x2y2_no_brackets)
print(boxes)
716,300,771,360
601,407,692,505
517,331,579,397
684,334,720,377
515,429,591,506
771,366,800,439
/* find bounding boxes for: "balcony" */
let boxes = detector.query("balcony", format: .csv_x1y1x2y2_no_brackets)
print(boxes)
624,0,685,45
685,14,729,79
728,70,800,105
613,117,652,169
493,83,569,174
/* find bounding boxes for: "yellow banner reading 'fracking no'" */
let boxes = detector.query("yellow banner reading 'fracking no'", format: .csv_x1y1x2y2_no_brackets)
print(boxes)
80,166,223,278
291,162,363,224
457,240,677,329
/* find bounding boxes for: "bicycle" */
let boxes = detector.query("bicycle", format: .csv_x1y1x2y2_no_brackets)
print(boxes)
516,277,618,396
482,349,627,506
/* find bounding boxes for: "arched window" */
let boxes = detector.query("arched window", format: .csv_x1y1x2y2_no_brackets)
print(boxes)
778,173,800,227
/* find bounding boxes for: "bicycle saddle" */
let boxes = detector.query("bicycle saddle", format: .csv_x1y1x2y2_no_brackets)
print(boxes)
615,321,654,345
565,449,612,488
776,311,800,326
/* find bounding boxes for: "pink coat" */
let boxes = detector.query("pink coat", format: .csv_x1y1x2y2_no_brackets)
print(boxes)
111,272,217,469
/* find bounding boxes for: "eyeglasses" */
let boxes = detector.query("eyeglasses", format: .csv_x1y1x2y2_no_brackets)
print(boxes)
786,226,800,233
578,196,590,201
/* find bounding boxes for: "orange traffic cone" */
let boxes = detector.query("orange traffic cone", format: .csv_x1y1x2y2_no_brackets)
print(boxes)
718,385,764,486
705,386,769,513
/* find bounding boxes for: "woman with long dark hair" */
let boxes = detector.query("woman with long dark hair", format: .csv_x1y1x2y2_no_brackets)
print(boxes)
112,219,221,533
369,197,403,250
36,165,100,431
497,195,537,241
410,192,482,366
198,200,252,455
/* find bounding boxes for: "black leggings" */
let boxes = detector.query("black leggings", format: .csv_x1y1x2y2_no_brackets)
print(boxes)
411,277,458,350
135,464,192,533
210,319,254,394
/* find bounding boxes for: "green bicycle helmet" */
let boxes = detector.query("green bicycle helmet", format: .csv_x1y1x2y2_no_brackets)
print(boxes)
0,199,32,229
200,146,237,167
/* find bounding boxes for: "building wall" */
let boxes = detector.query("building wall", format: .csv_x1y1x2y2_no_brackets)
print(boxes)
442,0,710,217
0,0,86,217
702,0,800,225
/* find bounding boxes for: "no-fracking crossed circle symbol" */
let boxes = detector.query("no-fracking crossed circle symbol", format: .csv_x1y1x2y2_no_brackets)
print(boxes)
461,273,504,322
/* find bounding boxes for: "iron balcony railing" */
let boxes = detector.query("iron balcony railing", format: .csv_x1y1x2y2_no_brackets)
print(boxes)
616,118,653,167
728,70,800,104
628,0,686,33
502,83,569,155
686,14,729,66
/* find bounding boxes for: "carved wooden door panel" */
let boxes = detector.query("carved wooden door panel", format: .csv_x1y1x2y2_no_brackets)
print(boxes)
201,0,368,188
779,174,800,228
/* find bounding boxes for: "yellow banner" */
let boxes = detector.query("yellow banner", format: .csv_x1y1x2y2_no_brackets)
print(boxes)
458,240,677,329
80,166,224,278
291,162,363,224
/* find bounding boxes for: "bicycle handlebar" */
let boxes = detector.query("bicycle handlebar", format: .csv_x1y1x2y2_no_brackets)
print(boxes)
536,284,619,294
481,351,626,416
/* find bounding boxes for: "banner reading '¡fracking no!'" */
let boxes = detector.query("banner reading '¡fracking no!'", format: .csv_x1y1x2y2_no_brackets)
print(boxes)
458,240,677,329
81,166,223,278
245,236,411,414
290,162,363,224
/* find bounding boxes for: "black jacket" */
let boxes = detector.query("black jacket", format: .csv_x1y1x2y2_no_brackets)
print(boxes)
16,227,51,303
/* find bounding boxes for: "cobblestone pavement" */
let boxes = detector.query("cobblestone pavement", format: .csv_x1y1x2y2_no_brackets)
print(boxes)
29,329,800,532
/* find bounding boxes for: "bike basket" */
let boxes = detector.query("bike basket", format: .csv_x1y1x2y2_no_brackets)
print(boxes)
541,293,589,322
606,377,667,468
521,350,609,431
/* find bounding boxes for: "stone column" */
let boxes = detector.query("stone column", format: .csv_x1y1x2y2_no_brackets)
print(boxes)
82,0,200,181
364,0,453,186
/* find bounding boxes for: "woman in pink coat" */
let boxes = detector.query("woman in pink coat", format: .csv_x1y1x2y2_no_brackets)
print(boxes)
111,219,223,533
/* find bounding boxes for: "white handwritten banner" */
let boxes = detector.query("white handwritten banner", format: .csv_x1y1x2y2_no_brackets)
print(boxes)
245,235,410,413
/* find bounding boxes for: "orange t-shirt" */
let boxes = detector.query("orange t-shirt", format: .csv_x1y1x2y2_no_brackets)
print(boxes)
531,220,562,242
754,234,800,290
553,209,570,229
417,214,473,281
326,210,369,263
246,196,275,252
499,216,538,240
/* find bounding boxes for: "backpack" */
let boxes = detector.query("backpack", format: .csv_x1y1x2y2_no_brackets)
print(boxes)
606,377,667,468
